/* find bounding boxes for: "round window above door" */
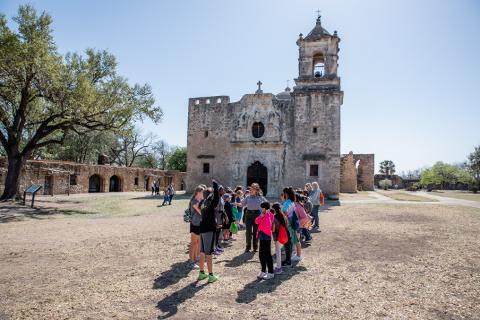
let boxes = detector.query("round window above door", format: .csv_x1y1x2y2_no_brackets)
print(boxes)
252,122,265,138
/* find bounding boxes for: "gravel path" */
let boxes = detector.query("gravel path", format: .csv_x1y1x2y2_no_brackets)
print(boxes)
1,196,479,319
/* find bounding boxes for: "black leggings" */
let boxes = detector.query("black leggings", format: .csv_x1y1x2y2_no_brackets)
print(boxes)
259,239,273,273
284,238,292,263
215,229,221,247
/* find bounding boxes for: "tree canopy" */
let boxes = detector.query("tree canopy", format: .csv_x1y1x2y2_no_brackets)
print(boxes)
420,162,472,188
379,160,396,176
165,147,187,172
0,5,163,199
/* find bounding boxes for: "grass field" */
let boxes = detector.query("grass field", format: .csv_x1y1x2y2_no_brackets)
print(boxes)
1,193,479,320
377,190,437,202
431,191,480,202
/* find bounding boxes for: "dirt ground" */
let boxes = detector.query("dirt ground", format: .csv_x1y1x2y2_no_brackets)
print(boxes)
1,193,480,320
430,191,480,202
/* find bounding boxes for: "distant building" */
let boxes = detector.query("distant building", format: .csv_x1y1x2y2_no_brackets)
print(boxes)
0,157,185,196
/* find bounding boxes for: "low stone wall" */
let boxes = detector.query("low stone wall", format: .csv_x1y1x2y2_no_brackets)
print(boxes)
0,157,186,196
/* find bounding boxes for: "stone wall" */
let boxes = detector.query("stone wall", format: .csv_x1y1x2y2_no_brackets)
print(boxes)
340,152,357,192
0,157,186,196
340,153,375,192
352,154,374,191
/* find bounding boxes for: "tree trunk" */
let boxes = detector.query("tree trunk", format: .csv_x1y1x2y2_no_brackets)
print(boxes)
1,152,26,200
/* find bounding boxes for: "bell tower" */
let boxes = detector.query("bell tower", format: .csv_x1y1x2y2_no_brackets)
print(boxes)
295,14,341,89
289,14,343,199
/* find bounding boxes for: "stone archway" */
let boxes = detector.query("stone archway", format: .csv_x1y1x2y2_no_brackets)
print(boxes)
89,174,103,193
247,161,268,196
109,175,122,192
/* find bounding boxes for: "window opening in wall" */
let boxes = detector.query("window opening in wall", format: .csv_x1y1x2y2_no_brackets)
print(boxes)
195,99,200,105
203,163,210,174
313,127,318,134
69,174,77,185
310,164,319,177
204,130,209,138
206,99,210,104
252,122,265,138
134,177,139,185
314,63,325,77
313,53,325,78
216,98,222,103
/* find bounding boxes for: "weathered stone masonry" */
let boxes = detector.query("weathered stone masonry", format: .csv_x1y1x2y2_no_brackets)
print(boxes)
0,157,186,196
186,16,373,198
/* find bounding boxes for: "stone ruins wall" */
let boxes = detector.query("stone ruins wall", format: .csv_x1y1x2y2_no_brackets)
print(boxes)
352,154,374,191
340,152,357,193
339,153,375,192
0,157,186,196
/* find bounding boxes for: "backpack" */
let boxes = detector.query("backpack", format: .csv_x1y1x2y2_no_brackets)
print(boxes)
277,224,288,244
295,203,312,228
183,200,193,223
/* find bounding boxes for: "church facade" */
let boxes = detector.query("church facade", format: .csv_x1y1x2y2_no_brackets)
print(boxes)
186,16,372,199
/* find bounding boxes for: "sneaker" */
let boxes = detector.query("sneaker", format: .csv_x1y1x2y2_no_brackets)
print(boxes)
216,247,224,252
274,267,283,274
190,262,199,269
257,272,266,279
197,271,208,281
208,274,219,283
262,273,275,280
291,255,303,262
244,248,251,253
213,250,221,256
281,260,292,267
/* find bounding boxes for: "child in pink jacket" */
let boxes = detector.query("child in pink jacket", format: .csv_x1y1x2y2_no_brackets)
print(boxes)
255,202,275,280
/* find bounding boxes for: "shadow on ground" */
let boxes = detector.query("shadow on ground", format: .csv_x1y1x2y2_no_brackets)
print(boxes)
153,261,192,290
131,194,191,201
0,203,97,223
236,265,307,304
222,251,257,268
156,281,208,319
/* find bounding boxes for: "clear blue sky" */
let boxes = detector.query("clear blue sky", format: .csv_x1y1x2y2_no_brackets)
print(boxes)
2,0,479,173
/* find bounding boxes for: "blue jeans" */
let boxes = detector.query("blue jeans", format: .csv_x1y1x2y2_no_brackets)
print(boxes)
311,205,320,228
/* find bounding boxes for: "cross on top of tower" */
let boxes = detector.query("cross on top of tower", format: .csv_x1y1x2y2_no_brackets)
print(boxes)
256,80,263,94
316,9,322,24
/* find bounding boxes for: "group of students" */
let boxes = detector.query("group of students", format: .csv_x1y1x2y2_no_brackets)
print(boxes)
187,180,324,283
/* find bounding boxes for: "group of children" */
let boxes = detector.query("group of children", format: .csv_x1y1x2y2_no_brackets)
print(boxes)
187,180,324,283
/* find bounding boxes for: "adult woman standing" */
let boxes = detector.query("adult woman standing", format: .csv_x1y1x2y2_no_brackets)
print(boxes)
241,183,266,253
310,182,321,230
189,186,204,268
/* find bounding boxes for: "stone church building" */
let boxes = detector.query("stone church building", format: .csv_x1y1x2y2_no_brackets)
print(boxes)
186,16,373,199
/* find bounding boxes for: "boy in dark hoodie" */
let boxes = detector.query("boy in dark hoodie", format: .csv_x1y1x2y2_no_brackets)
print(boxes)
198,180,220,283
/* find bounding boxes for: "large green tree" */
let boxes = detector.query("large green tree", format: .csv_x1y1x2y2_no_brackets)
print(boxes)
0,6,163,199
467,146,480,189
420,162,472,189
165,147,187,172
379,160,396,177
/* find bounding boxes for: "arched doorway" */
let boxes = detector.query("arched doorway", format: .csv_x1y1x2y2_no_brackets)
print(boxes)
89,174,102,193
109,175,121,192
247,161,268,196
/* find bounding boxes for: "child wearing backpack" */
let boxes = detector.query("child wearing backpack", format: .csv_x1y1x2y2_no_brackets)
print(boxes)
255,202,275,280
272,203,289,274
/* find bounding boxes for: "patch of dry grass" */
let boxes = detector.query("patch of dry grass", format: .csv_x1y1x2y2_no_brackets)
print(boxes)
377,190,436,202
431,191,480,202
340,191,375,200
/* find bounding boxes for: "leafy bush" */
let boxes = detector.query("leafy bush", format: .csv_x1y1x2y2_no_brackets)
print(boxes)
379,179,392,190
